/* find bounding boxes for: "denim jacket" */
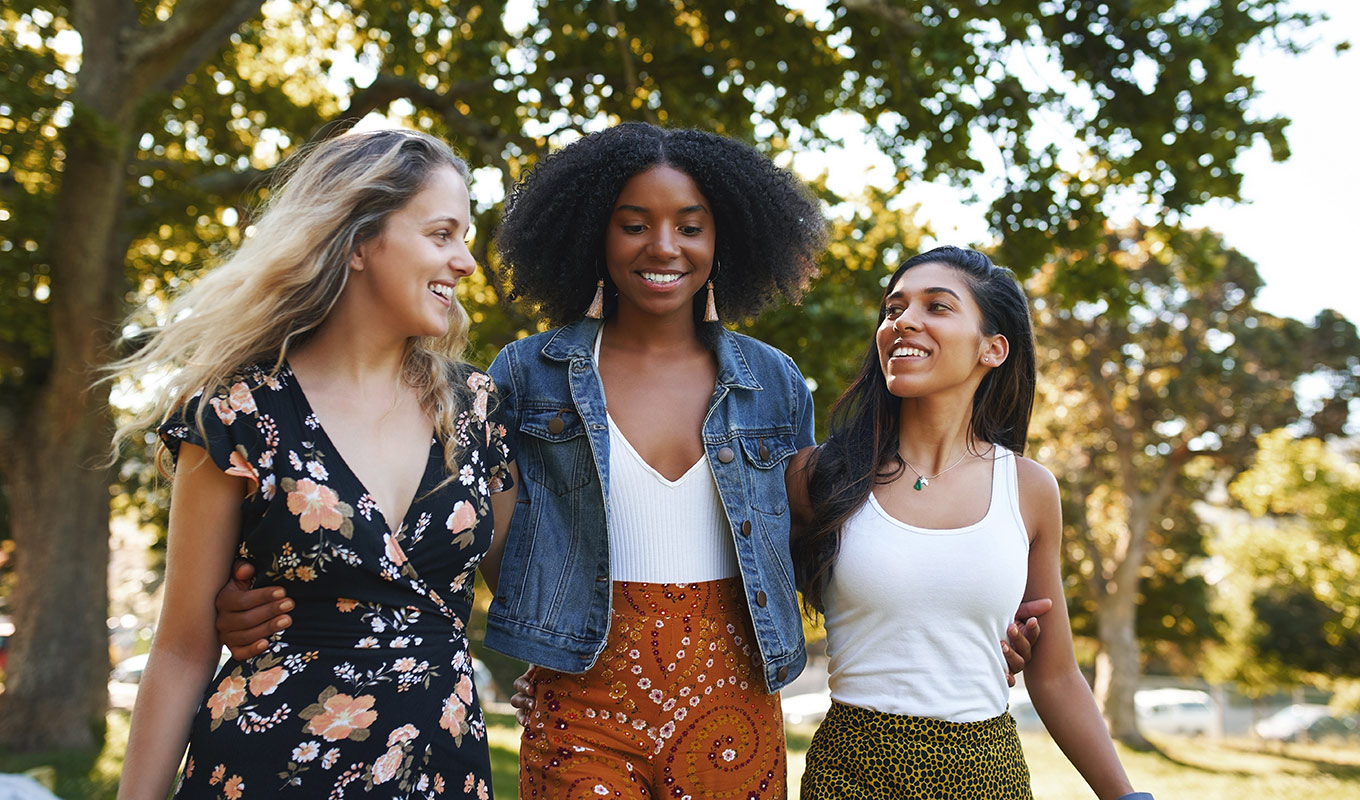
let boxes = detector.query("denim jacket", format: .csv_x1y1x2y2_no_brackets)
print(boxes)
483,318,814,692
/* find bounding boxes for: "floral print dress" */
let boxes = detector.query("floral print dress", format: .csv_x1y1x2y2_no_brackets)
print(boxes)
159,363,513,800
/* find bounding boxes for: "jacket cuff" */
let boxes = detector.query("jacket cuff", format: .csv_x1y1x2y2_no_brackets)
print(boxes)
1117,793,1155,800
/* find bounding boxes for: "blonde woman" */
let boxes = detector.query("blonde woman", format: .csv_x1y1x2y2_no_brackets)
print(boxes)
113,130,518,800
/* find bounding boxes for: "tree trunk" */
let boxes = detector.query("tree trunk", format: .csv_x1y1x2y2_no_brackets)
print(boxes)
0,66,128,752
1093,584,1152,750
1092,495,1154,750
0,384,114,750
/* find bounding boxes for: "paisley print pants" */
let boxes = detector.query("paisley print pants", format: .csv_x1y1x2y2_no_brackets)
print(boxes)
801,700,1032,800
519,579,786,799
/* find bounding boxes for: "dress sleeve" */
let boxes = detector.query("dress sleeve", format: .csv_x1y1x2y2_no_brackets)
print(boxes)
157,382,264,496
463,367,516,495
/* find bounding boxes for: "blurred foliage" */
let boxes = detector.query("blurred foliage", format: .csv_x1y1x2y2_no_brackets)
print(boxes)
0,0,1334,746
1205,430,1360,702
1029,225,1359,682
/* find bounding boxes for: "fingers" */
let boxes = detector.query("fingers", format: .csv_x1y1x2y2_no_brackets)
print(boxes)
510,667,536,728
1002,619,1033,677
1014,597,1053,621
230,559,257,588
214,583,294,658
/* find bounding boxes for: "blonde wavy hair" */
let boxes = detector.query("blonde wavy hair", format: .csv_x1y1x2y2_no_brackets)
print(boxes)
110,129,475,478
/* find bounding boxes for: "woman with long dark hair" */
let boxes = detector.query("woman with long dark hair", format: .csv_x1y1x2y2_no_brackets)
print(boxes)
790,246,1150,799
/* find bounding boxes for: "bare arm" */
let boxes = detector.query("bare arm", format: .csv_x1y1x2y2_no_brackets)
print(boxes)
1017,458,1135,800
785,446,815,542
478,460,520,594
118,444,246,800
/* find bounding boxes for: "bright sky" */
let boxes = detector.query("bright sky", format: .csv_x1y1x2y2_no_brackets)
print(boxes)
785,1,1360,326
398,1,1360,325
1183,0,1360,324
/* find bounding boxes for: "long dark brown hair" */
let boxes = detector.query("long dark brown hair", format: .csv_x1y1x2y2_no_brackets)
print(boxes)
792,246,1036,615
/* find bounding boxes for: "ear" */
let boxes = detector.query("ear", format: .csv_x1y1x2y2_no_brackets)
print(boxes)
349,243,367,272
979,333,1009,368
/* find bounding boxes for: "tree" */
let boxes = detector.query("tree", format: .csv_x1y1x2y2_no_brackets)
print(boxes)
0,0,1316,749
1028,224,1359,746
1204,430,1360,705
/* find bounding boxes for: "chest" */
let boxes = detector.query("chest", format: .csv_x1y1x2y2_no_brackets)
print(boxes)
831,498,1030,622
303,392,435,532
598,351,718,481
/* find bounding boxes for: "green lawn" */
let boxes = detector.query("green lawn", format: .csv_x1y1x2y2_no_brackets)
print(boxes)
5,712,1360,799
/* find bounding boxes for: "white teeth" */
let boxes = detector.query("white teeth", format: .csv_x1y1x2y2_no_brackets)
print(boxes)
429,283,454,300
893,346,928,358
641,272,682,284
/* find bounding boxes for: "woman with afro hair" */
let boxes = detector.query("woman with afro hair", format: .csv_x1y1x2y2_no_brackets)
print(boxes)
486,122,825,798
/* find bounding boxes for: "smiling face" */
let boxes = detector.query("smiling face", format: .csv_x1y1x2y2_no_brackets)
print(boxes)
349,165,475,339
603,164,716,323
875,261,1009,399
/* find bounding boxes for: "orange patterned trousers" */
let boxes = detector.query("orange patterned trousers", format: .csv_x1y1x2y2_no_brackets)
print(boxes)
519,579,787,799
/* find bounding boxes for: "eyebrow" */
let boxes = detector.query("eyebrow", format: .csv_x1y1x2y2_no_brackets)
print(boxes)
614,203,710,215
885,286,963,302
423,216,465,228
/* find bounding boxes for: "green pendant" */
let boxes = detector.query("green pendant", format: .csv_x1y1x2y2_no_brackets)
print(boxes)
914,476,927,490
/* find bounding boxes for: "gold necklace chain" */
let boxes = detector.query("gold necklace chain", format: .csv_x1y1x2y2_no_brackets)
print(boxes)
898,447,970,491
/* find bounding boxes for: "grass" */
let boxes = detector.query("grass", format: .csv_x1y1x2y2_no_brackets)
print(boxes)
5,713,1360,799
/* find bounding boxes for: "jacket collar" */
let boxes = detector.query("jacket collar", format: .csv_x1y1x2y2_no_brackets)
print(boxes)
541,318,763,391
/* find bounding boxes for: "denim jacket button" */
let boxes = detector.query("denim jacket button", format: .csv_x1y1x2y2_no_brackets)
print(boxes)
548,417,565,435
740,520,751,536
755,590,767,607
777,666,789,682
760,443,770,460
717,446,735,463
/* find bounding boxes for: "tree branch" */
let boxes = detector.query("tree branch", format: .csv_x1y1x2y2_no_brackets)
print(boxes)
125,0,263,98
840,0,925,37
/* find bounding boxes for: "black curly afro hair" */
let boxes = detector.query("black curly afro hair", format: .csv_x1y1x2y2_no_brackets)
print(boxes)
494,122,827,329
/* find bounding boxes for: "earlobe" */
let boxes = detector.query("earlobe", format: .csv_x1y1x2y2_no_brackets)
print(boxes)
349,247,365,272
982,334,1009,367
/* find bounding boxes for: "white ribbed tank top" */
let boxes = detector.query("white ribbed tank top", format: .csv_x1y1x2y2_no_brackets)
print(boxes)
823,447,1030,722
595,328,738,583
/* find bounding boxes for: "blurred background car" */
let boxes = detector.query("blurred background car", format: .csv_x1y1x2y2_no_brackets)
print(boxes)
1134,687,1216,736
781,688,831,726
1253,703,1359,742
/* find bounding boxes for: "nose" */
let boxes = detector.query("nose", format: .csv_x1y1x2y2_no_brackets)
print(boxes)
648,228,681,259
450,240,476,278
893,305,921,332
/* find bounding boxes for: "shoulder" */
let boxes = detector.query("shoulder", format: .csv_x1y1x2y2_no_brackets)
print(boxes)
1013,452,1061,533
725,331,803,377
1013,453,1057,491
786,445,818,527
198,363,291,420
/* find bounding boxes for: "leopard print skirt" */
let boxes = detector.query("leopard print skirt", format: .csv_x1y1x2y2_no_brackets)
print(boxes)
800,700,1032,800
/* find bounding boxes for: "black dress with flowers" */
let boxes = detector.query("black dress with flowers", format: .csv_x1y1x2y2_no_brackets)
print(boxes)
159,362,512,800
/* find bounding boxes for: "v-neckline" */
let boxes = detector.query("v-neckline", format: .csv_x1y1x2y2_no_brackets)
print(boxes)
284,362,438,536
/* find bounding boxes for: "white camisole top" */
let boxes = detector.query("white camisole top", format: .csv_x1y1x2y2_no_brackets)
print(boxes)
594,328,738,583
822,447,1030,722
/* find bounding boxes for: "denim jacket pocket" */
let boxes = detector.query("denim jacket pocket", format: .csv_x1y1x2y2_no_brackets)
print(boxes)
519,406,595,496
737,432,796,515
